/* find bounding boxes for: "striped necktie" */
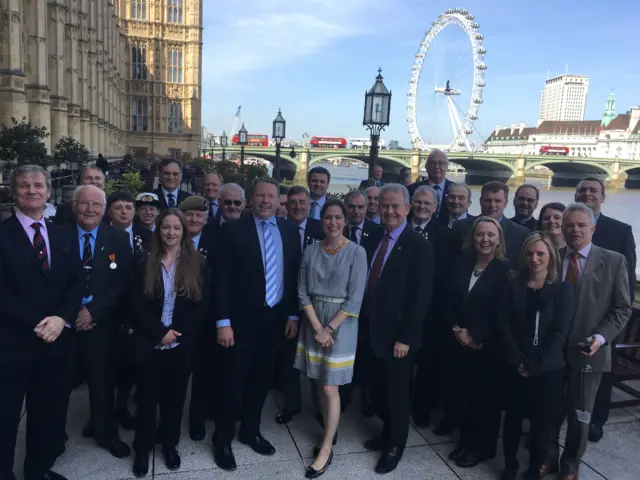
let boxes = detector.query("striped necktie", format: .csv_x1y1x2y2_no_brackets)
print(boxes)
262,221,278,307
31,223,49,272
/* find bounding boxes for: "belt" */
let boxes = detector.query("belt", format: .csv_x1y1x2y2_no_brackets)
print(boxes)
313,295,346,304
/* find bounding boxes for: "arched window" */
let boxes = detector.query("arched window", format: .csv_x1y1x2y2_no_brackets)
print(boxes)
131,43,147,80
167,0,183,24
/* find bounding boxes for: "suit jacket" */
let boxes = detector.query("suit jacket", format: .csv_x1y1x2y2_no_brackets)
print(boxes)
152,187,190,210
129,257,210,356
213,215,301,339
53,201,110,227
71,224,133,328
302,217,324,250
344,219,378,246
453,217,529,270
592,213,636,301
499,279,573,376
510,216,537,231
132,225,152,260
363,224,434,358
358,179,384,190
195,228,217,267
0,215,84,360
446,255,511,347
407,178,455,226
562,245,632,372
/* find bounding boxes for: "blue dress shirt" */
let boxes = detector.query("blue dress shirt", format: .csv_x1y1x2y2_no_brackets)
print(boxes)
77,224,99,305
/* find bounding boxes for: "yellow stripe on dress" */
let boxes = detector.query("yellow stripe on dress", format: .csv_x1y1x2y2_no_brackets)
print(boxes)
296,346,355,368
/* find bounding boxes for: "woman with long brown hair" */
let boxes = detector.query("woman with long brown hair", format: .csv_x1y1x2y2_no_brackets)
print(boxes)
129,208,210,477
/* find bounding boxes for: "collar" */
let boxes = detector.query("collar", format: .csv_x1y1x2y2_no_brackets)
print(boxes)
125,225,133,235
566,242,592,259
412,218,430,230
430,179,446,190
16,209,46,232
385,220,407,241
162,187,178,197
77,223,100,239
192,232,202,244
594,212,600,225
208,198,218,206
254,215,277,227
350,220,365,230
310,195,327,206
298,218,308,230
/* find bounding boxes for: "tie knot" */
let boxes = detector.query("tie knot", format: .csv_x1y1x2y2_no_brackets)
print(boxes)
433,184,441,190
167,193,174,197
83,233,93,240
571,251,580,260
31,222,42,231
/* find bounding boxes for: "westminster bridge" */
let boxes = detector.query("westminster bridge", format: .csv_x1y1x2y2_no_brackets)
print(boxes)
210,146,640,189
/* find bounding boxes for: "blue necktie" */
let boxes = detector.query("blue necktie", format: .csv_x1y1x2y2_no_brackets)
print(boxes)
310,201,319,219
167,193,175,208
262,221,277,307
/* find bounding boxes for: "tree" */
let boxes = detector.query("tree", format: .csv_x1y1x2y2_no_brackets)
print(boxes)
103,171,145,198
52,136,90,166
0,117,49,168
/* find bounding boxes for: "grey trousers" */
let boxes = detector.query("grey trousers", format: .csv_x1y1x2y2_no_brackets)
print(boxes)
561,369,603,475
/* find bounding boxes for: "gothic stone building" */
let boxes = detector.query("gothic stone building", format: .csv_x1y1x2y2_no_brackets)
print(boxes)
0,0,202,159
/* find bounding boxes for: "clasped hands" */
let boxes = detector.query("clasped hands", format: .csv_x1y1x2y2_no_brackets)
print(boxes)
33,316,66,343
452,325,483,350
315,326,334,348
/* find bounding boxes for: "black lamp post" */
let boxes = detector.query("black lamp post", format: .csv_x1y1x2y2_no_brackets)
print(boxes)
363,68,391,181
220,130,228,162
238,123,248,166
272,109,286,180
208,137,215,160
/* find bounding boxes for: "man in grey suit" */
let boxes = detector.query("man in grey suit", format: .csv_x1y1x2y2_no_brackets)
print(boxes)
558,203,632,480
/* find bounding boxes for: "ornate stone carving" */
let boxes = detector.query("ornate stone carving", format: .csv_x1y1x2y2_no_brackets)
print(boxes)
11,10,21,24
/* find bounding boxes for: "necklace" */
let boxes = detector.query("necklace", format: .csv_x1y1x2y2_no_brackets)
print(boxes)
322,237,346,255
473,267,485,278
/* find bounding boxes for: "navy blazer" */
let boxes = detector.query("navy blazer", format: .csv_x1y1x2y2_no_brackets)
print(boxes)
0,215,84,360
152,187,191,210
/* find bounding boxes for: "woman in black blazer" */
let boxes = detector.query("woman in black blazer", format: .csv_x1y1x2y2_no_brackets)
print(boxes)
446,216,511,469
498,232,572,480
129,208,210,477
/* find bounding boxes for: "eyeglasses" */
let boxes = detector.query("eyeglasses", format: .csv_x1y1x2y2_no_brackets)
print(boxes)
75,201,105,211
223,200,243,207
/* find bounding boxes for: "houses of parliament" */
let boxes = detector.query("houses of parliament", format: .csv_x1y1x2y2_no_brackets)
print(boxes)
0,0,203,158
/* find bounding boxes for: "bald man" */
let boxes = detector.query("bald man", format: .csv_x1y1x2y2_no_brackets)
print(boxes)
407,150,454,227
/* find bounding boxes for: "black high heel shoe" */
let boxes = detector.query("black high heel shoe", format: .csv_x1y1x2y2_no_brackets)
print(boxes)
305,450,333,479
313,432,338,456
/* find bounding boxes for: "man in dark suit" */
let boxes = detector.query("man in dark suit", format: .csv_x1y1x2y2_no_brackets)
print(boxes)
273,185,325,425
361,184,434,474
153,158,190,209
407,149,455,226
558,203,631,480
510,184,539,230
203,171,223,222
0,165,84,480
71,185,133,458
358,164,385,190
52,166,106,226
443,182,474,229
574,177,637,443
213,177,302,471
344,189,378,246
453,181,529,270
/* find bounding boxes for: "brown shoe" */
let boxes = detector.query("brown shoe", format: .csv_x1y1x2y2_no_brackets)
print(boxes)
559,474,578,480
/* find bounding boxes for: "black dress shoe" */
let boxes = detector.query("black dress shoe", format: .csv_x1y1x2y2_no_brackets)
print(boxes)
238,432,276,455
363,435,387,452
455,451,494,468
434,417,456,436
361,401,374,417
82,423,93,438
448,445,466,461
375,445,404,474
132,453,149,478
98,438,131,459
588,424,604,443
213,444,237,471
275,409,301,424
116,408,135,430
412,412,430,429
162,446,181,470
305,450,333,479
189,422,206,441
499,467,518,480
313,432,338,456
42,471,69,480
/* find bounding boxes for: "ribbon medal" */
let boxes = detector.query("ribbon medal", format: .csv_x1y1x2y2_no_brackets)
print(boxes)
109,253,117,270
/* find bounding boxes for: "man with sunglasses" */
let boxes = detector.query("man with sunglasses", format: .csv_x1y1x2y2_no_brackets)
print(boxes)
205,183,247,236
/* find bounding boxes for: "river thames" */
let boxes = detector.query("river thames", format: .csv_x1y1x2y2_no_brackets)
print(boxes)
324,164,640,276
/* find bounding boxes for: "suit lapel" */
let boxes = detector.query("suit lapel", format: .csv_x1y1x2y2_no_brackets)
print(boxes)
9,216,50,277
246,216,265,276
581,245,601,282
379,226,409,281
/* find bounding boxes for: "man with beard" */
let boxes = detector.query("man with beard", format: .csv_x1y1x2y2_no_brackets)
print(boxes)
365,186,381,224
444,183,473,228
206,183,247,236
511,184,539,230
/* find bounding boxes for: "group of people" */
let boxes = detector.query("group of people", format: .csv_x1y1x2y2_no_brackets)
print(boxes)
0,150,636,480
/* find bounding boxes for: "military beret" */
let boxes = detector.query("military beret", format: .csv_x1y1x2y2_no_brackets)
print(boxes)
178,195,208,212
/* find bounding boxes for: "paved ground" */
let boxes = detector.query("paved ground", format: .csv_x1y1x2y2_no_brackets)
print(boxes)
13,381,640,479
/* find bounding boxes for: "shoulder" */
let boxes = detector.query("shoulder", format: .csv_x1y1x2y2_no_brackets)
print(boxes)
599,214,632,233
504,219,529,237
596,245,626,266
277,217,299,234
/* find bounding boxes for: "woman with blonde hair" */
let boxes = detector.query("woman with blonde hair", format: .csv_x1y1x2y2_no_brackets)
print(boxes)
129,208,210,477
446,216,511,469
498,232,572,480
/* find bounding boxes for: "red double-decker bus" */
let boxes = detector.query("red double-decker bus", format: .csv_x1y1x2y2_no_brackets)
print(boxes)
310,136,347,148
539,145,569,156
232,133,269,147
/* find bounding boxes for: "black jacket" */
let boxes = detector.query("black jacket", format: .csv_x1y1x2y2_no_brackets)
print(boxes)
499,279,573,376
510,216,538,231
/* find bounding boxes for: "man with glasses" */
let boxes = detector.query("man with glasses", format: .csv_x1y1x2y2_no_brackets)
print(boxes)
206,183,247,236
53,166,107,226
511,184,539,230
153,158,190,209
71,185,133,459
407,149,454,226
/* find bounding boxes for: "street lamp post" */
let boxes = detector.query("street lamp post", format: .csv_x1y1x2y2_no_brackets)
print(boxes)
363,68,391,181
238,123,248,166
272,109,286,181
220,131,228,162
208,137,215,160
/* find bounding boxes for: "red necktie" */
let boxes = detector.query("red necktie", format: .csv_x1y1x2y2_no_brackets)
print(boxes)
565,252,580,287
362,234,390,315
31,223,49,272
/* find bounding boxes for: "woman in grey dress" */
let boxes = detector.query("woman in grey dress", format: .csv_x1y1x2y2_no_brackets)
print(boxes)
294,199,368,478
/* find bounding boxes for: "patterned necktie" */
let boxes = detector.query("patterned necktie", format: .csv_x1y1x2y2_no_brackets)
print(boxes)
31,223,49,272
350,226,359,243
363,234,390,314
167,193,176,208
208,200,217,220
565,252,580,287
262,221,277,307
433,184,442,213
82,233,93,297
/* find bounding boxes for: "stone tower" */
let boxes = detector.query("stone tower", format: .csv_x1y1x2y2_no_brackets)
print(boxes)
601,91,616,128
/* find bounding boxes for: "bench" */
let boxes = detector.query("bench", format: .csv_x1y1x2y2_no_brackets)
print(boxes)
611,306,640,408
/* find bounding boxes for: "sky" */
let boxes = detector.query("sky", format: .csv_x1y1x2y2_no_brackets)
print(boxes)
200,0,639,148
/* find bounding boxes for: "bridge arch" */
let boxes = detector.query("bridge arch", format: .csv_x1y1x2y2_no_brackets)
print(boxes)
308,152,411,170
451,156,517,173
525,159,613,177
621,165,640,189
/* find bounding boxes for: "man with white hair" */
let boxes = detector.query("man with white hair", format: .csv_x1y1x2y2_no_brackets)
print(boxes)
206,183,247,235
407,149,455,226
555,203,631,480
53,166,106,225
0,165,84,480
71,185,133,459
